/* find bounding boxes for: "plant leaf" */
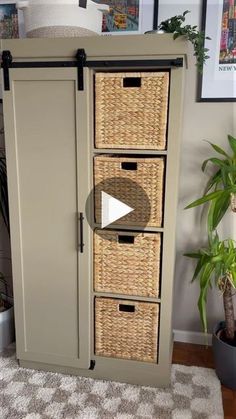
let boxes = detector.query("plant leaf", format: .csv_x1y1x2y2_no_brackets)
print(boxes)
228,135,236,155
192,256,207,282
207,198,216,234
231,270,236,287
0,157,10,235
204,140,231,158
204,169,222,194
202,158,228,172
210,191,230,231
198,263,214,332
184,253,201,259
225,252,235,269
185,190,225,209
173,32,180,40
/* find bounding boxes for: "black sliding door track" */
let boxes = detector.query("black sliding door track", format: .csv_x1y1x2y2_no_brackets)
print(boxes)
1,48,183,92
9,59,183,68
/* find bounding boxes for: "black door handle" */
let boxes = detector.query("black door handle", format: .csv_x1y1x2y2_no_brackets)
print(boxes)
78,212,84,253
79,0,87,8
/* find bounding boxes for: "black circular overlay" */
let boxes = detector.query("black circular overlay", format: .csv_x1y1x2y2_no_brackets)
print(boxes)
85,177,151,237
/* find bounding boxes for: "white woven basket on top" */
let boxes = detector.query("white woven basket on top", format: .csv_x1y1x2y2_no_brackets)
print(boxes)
16,0,109,37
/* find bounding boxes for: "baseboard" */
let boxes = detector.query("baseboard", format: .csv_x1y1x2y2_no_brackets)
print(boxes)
174,329,212,346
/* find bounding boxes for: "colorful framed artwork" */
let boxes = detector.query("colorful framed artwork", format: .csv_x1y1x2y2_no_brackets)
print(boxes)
0,1,19,38
95,0,158,35
0,1,25,101
198,0,236,101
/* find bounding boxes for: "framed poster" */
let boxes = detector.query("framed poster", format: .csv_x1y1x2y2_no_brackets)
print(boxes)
96,0,158,35
0,1,25,101
198,0,236,102
0,1,19,38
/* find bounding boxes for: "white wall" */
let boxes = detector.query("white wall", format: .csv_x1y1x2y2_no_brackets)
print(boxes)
159,1,235,333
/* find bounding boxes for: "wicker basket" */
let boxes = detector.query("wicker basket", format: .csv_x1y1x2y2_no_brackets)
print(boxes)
94,156,165,227
95,297,159,363
94,230,161,297
95,72,169,150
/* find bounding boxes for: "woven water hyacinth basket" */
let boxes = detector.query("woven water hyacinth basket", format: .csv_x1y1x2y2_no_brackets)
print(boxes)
94,155,165,227
95,297,159,363
95,72,169,150
27,26,97,37
94,230,161,297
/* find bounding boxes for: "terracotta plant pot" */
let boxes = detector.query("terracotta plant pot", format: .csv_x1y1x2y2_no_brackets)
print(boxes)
212,321,236,390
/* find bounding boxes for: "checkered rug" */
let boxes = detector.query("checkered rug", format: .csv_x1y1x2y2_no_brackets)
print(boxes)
0,344,223,419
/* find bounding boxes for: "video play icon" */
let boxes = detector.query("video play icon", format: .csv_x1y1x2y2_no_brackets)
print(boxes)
85,177,151,240
101,192,134,229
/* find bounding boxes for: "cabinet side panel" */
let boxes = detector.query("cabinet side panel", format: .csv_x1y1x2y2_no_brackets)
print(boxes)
12,80,79,359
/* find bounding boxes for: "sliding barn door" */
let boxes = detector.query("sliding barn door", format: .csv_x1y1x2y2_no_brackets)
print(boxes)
3,67,91,368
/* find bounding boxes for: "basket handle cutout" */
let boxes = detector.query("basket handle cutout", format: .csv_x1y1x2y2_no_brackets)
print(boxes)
119,304,135,313
118,235,134,244
121,162,137,171
123,77,141,88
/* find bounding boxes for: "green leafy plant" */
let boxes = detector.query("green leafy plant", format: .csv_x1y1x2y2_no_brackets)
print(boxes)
185,233,236,340
185,135,236,344
185,135,236,235
158,10,211,73
0,271,10,312
0,149,10,235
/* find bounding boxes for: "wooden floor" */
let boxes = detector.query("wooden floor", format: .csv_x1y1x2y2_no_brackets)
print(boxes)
173,342,236,419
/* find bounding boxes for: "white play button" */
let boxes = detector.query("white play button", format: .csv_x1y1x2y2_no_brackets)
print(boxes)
101,192,134,229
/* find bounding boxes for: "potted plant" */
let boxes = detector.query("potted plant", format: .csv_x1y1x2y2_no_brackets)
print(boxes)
185,134,236,390
0,272,14,352
0,148,14,351
146,10,211,73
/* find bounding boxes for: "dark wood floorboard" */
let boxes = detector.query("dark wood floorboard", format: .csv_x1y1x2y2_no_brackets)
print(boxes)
173,342,236,419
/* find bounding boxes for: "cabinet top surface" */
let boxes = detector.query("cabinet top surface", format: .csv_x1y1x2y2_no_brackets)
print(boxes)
1,34,189,61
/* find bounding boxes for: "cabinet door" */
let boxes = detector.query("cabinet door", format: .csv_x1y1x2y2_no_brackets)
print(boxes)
3,68,91,368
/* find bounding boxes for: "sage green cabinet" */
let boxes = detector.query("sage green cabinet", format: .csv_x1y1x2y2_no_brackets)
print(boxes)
1,35,187,387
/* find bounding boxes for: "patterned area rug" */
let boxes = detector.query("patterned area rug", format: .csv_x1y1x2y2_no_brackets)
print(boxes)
0,345,223,419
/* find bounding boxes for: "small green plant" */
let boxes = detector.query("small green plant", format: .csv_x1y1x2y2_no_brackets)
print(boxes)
0,145,11,312
185,135,236,344
185,233,236,340
158,10,211,73
0,271,9,312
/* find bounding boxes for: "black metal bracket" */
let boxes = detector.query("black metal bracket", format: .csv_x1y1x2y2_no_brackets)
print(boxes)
171,58,183,67
89,360,96,370
76,48,87,91
1,50,12,91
